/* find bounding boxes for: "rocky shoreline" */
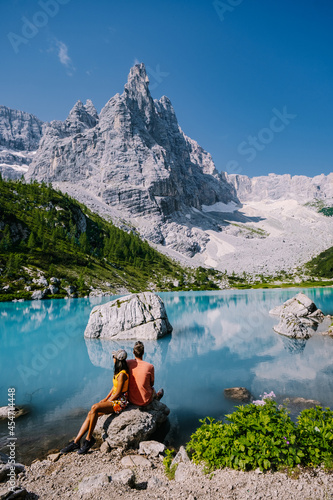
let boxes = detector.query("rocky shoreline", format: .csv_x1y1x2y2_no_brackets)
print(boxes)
2,442,333,500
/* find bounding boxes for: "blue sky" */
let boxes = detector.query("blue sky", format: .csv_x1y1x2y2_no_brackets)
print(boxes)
1,0,333,178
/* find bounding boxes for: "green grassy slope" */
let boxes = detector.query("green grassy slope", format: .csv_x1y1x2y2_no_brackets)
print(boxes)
0,177,222,301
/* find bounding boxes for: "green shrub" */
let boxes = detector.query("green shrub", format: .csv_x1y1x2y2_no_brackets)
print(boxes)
186,400,333,472
297,406,333,466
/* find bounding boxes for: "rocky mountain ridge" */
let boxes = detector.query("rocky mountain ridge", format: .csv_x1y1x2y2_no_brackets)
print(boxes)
1,64,333,274
0,105,45,180
26,64,237,256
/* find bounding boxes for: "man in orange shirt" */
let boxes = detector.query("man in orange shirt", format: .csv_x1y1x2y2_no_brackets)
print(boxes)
127,341,163,406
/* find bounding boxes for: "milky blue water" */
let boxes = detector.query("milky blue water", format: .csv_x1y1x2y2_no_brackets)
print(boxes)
1,288,333,464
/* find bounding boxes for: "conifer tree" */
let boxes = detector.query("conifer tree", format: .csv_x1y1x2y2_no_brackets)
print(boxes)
27,232,36,251
79,232,90,254
0,225,11,250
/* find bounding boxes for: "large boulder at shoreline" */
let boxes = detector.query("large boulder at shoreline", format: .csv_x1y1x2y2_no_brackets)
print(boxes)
269,293,330,339
84,292,173,340
95,399,170,449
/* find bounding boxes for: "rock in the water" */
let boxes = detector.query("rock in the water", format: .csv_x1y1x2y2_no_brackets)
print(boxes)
138,440,166,457
95,399,170,449
283,397,321,409
270,293,330,339
84,292,173,340
269,293,318,317
274,313,316,339
223,387,253,402
0,407,29,421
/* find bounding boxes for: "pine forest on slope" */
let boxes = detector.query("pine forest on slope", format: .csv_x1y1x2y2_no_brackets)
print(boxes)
0,177,223,302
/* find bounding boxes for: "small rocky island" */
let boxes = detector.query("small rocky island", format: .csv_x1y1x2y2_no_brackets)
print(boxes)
269,292,333,339
84,292,173,340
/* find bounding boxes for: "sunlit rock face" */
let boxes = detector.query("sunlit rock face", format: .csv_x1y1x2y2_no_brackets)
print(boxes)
84,292,173,341
270,293,331,339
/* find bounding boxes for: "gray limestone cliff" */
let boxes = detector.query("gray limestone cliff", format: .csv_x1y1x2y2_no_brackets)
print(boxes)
227,173,333,203
0,105,45,180
26,63,238,252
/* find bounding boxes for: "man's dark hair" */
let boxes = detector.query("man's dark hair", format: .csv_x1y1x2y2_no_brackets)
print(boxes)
133,341,144,358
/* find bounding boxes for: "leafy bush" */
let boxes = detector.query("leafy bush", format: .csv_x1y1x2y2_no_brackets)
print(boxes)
186,401,333,472
297,406,333,466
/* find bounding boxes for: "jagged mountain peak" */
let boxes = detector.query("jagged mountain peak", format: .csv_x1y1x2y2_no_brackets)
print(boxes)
123,63,155,127
0,105,44,151
124,63,150,96
65,99,98,132
84,99,98,119
26,63,238,254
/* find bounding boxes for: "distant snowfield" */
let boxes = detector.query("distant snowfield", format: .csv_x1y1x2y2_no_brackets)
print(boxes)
0,163,29,172
55,181,333,276
197,199,333,275
201,201,238,213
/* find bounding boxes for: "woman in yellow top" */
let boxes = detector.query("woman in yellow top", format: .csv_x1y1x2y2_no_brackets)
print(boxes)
60,349,129,455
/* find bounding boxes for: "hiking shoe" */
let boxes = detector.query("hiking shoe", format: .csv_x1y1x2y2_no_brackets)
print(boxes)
156,388,164,401
60,440,80,454
77,437,96,455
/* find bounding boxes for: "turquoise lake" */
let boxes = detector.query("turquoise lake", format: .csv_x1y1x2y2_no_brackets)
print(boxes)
1,288,333,464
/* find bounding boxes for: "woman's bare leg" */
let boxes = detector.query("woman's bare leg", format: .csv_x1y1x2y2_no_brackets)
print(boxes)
74,415,90,443
85,403,114,441
86,412,99,441
75,402,115,443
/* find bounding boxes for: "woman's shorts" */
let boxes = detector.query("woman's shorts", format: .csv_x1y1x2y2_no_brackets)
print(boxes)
108,392,128,414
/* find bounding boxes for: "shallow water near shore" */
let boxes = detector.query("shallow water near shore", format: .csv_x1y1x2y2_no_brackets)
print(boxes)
1,287,333,464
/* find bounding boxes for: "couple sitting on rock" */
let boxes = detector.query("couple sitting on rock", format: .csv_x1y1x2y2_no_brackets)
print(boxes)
60,341,164,455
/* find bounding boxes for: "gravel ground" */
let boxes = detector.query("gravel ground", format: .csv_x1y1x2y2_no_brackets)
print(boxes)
5,446,333,500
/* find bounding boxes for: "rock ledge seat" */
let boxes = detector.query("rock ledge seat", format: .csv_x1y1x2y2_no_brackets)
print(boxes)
95,399,170,449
